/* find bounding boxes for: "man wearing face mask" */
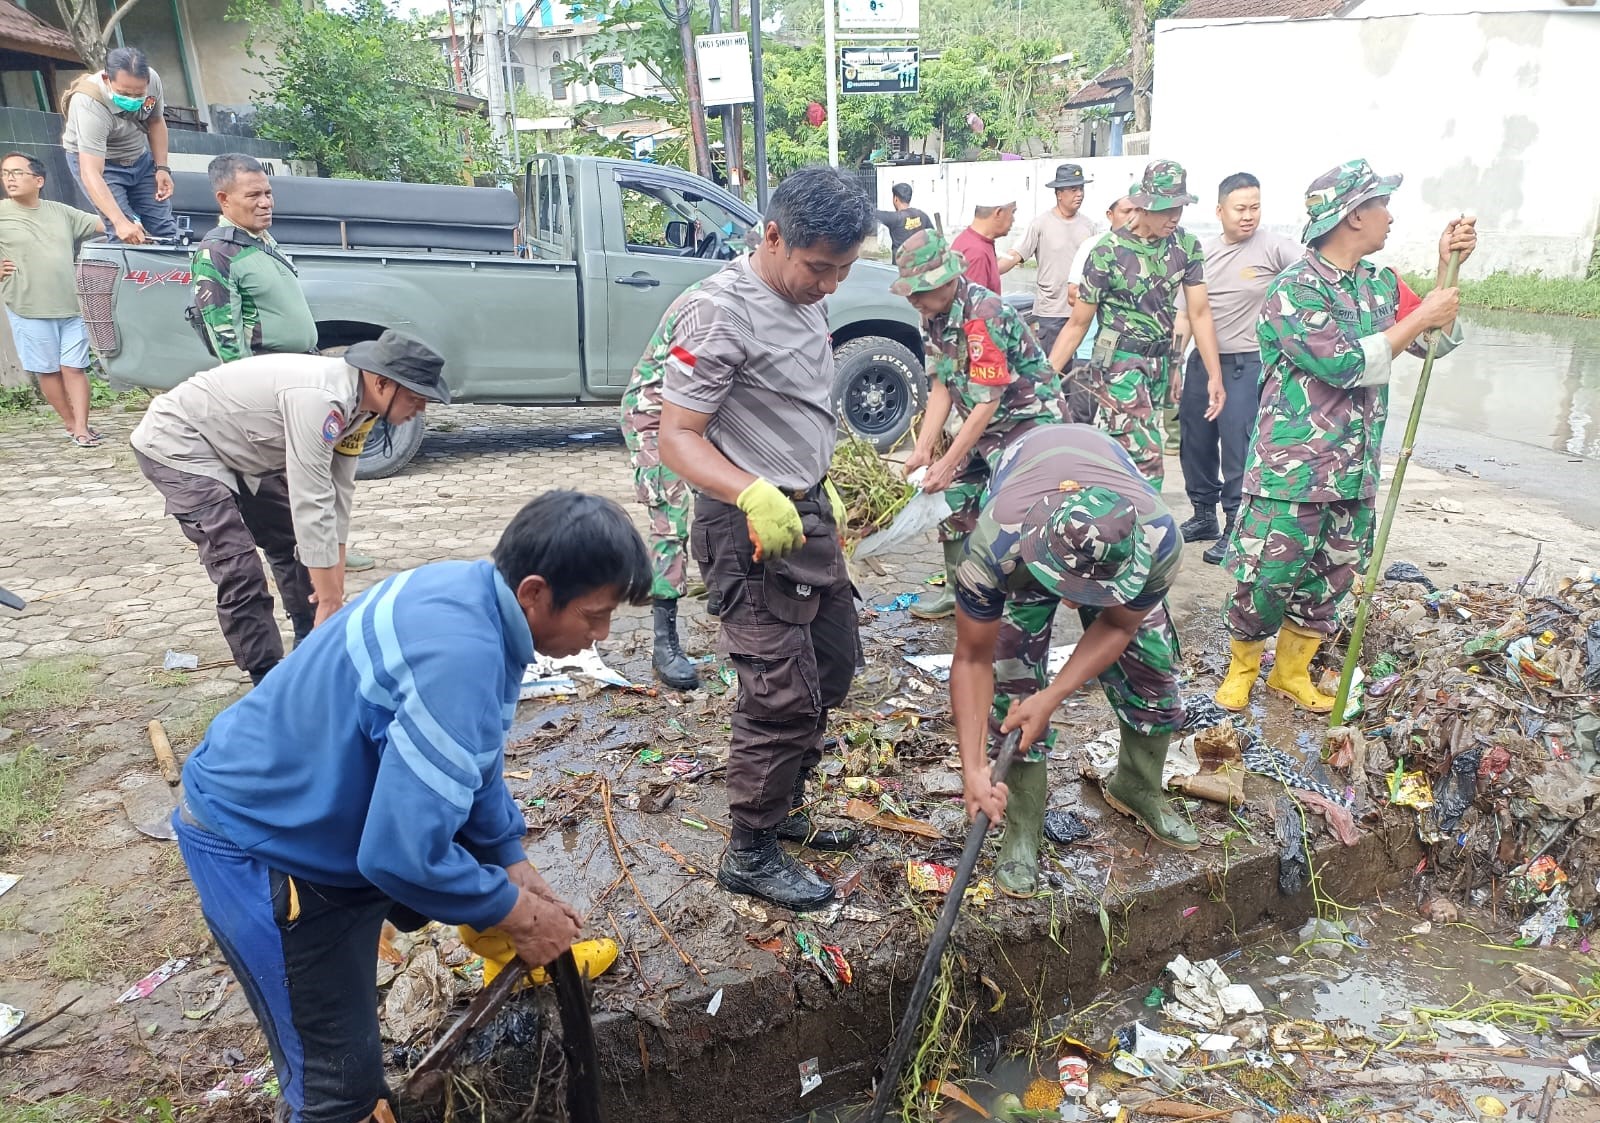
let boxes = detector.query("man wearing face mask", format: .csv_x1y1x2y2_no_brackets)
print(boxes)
657,167,878,910
1046,160,1226,491
131,330,448,685
60,46,177,245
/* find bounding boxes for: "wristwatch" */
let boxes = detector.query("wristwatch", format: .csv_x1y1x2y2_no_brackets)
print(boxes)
154,164,171,174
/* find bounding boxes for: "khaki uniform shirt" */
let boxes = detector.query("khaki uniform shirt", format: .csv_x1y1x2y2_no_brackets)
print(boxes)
1200,230,1302,354
1014,209,1098,318
131,355,375,568
62,71,166,163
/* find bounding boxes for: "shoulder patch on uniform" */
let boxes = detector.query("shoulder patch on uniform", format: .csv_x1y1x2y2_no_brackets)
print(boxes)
334,416,378,457
963,319,1010,386
667,345,696,377
322,409,344,444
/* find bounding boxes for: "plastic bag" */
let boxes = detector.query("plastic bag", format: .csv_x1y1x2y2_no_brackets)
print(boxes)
852,470,948,560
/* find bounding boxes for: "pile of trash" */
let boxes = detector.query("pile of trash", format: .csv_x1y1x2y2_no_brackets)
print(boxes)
1345,565,1600,943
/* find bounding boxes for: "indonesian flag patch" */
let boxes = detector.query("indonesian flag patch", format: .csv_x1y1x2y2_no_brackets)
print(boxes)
667,345,697,378
963,319,1010,386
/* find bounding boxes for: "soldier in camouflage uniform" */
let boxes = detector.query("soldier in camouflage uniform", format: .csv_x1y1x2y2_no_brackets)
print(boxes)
949,424,1195,896
622,297,703,691
1045,160,1226,491
1217,159,1475,713
892,228,1067,619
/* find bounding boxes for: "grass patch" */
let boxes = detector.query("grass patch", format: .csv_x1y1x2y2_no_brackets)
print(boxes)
46,887,145,981
1404,269,1600,318
0,745,66,854
0,376,149,416
0,656,97,721
164,697,233,749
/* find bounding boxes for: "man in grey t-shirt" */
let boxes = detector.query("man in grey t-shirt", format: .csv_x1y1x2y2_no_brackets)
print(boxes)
1177,172,1302,563
657,167,877,912
1001,162,1099,358
60,46,177,244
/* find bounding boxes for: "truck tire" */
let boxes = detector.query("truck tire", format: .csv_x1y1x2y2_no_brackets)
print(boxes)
354,415,426,480
832,335,924,453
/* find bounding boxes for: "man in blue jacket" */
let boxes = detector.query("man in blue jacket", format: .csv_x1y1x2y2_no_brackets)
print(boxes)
174,490,651,1123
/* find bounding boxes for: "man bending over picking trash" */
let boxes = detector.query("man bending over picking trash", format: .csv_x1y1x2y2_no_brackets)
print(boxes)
173,490,650,1123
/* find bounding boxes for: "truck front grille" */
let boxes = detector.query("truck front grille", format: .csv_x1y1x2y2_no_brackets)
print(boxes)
76,260,120,358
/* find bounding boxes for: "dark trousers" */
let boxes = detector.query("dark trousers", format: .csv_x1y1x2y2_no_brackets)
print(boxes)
135,451,314,674
66,148,178,241
1178,350,1262,518
691,491,858,836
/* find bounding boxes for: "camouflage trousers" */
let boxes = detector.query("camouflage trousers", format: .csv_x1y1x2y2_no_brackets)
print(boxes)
622,411,689,601
939,420,1043,543
1090,351,1170,491
1223,495,1375,641
991,588,1185,763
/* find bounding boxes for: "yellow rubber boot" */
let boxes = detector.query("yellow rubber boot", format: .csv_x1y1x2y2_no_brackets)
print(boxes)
1215,637,1265,712
1266,624,1336,714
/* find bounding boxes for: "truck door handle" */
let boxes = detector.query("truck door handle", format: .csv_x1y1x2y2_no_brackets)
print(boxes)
615,273,660,288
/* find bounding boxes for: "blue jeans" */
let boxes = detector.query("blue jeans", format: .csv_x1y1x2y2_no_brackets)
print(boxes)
65,148,177,241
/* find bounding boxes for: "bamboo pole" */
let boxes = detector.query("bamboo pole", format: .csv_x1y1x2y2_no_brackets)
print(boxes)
1326,250,1463,741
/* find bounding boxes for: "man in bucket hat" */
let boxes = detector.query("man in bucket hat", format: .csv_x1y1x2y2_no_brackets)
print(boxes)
1001,162,1100,361
1216,159,1475,713
893,228,1067,620
1046,159,1226,491
949,424,1194,895
131,329,448,684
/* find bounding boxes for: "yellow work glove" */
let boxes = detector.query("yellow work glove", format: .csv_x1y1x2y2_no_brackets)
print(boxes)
736,478,805,561
457,924,618,988
823,477,847,529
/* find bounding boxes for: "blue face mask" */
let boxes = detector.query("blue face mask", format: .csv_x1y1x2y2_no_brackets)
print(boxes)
110,92,145,113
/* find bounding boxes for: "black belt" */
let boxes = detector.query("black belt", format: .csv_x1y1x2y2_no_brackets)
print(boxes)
1116,335,1174,358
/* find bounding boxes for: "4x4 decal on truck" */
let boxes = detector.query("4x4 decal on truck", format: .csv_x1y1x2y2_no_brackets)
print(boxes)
124,268,193,288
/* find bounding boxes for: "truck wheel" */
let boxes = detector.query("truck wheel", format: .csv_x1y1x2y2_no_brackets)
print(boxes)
832,336,924,453
354,415,426,480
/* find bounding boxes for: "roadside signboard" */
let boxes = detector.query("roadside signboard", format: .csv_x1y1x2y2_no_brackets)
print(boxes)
695,32,755,106
839,0,919,30
840,46,920,94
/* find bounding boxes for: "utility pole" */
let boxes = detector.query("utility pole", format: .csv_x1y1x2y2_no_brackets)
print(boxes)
823,0,839,167
749,0,769,209
498,4,523,171
481,0,510,148
445,0,467,90
676,0,714,180
726,0,746,198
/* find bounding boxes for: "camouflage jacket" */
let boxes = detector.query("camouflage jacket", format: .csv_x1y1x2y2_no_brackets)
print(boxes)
1077,226,1204,349
923,278,1065,433
1246,251,1461,502
190,220,317,362
621,278,709,453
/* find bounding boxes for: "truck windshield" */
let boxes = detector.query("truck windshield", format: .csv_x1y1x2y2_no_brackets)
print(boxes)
618,178,751,260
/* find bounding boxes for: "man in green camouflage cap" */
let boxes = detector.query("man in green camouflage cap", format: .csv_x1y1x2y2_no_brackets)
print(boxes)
892,227,1067,619
1216,158,1475,714
1045,159,1226,492
948,424,1196,896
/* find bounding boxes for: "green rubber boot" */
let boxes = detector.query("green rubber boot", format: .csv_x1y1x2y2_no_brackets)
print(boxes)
910,538,965,620
995,759,1048,896
1103,724,1200,851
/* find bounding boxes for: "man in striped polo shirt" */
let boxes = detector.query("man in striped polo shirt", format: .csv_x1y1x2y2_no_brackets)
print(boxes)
657,167,878,911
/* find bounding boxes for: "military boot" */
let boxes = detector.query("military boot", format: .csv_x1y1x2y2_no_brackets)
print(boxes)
995,759,1048,897
910,538,966,620
718,828,836,910
651,598,699,691
1102,724,1200,851
776,770,859,851
1266,624,1336,713
1202,510,1234,566
1180,506,1220,542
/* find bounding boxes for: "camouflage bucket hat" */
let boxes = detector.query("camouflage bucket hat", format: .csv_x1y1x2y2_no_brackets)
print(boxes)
1302,158,1403,243
890,228,967,296
1018,484,1152,607
1129,159,1198,212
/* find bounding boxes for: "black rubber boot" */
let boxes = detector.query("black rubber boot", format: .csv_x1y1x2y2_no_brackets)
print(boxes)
1180,506,1220,542
651,598,699,691
776,771,859,851
1203,512,1234,566
290,613,315,651
718,828,836,909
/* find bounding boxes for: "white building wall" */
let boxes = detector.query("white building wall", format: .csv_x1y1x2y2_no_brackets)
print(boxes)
1149,10,1600,279
1345,1,1592,15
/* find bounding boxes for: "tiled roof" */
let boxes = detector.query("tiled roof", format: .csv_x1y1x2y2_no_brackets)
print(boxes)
1174,0,1350,18
0,1,82,64
1064,62,1131,110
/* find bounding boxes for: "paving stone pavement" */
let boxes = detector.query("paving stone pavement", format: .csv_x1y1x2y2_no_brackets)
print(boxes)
0,402,943,727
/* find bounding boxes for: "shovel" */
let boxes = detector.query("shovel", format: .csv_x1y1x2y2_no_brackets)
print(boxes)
865,729,1021,1123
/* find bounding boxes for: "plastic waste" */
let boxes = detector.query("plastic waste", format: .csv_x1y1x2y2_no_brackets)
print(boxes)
1275,796,1311,897
1043,809,1091,845
853,477,949,560
1384,560,1437,592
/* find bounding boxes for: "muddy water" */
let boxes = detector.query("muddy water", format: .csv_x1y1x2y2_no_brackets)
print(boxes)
1389,308,1600,462
796,907,1599,1122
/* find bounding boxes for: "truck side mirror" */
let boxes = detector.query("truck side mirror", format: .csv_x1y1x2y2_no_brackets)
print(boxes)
664,220,691,249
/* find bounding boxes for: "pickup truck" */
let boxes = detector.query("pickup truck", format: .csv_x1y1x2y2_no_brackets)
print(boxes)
75,154,928,478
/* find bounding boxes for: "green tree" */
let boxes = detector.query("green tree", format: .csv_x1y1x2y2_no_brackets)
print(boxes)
1093,0,1185,131
232,0,506,184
